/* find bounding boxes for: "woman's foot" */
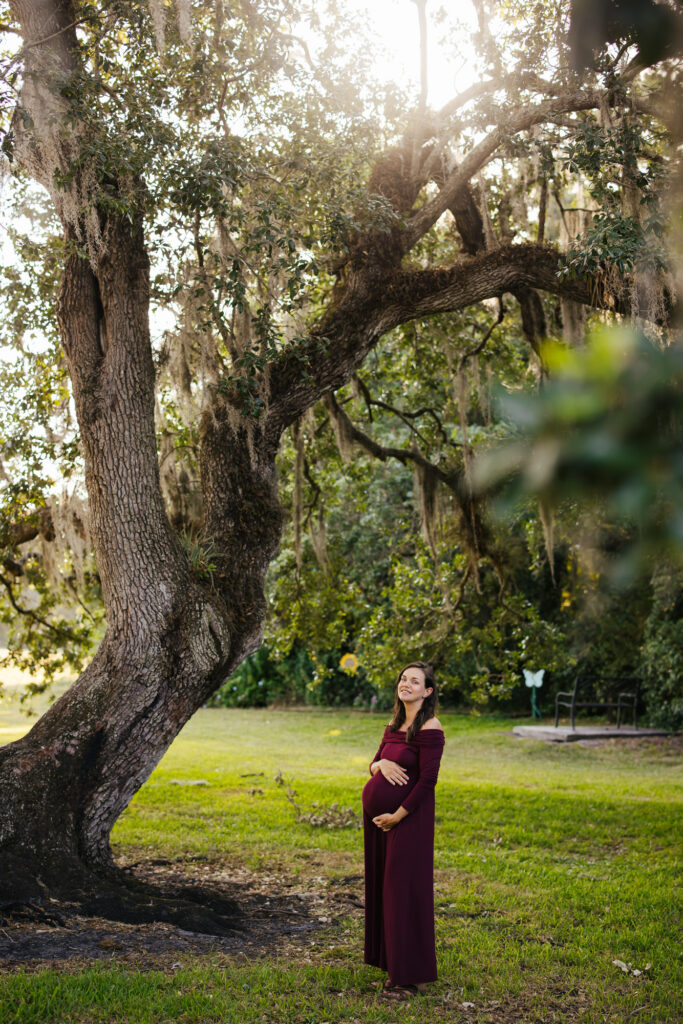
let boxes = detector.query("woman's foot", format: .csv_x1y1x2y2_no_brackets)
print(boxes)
381,982,423,1000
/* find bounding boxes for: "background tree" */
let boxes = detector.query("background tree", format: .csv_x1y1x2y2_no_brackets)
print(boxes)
0,0,677,926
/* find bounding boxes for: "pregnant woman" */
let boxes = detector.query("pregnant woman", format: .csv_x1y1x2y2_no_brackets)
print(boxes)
362,661,445,999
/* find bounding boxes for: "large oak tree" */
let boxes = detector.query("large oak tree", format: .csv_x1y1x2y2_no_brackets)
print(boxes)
0,0,675,926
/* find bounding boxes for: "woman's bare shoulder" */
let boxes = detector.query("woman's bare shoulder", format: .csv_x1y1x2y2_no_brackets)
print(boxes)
420,716,443,730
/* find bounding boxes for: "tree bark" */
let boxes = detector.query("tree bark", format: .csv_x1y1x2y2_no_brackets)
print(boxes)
0,214,242,928
0,0,280,907
1,2,231,925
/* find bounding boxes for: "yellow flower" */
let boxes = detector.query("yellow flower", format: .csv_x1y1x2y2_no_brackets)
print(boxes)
339,652,359,674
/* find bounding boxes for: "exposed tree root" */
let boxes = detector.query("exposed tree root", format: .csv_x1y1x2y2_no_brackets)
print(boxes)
0,859,357,968
1,859,242,936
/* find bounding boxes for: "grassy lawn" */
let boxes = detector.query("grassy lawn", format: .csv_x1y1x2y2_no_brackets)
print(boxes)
1,697,681,1023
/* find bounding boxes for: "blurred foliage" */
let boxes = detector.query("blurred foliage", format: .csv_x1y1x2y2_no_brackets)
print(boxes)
640,564,683,729
569,0,683,68
476,329,683,582
470,328,682,727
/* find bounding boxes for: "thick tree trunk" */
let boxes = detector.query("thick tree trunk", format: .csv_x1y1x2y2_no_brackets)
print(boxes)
0,217,257,931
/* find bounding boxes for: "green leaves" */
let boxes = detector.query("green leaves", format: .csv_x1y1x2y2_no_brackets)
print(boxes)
561,212,657,278
561,120,668,280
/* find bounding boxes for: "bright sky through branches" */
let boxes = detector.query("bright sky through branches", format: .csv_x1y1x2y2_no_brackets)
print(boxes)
346,0,479,108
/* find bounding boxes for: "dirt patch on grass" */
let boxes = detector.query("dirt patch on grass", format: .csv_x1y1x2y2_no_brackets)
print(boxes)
0,858,364,971
577,734,683,755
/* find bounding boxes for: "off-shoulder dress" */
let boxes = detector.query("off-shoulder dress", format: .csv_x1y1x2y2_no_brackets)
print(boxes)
362,724,445,987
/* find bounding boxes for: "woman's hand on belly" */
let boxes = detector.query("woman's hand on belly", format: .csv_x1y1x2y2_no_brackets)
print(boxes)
362,771,412,817
372,806,409,831
374,758,409,786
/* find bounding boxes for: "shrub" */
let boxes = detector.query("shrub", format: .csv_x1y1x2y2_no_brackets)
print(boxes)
211,643,378,708
640,565,683,730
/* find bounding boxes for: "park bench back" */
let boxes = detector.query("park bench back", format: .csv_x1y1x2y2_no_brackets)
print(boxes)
554,676,641,730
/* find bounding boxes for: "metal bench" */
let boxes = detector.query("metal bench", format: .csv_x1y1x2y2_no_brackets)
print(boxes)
554,676,641,730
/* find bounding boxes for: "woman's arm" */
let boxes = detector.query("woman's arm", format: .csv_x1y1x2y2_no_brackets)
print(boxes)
372,731,444,831
399,734,445,815
372,744,443,832
372,805,409,831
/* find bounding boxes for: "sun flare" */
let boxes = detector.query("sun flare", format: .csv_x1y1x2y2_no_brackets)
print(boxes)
348,0,479,107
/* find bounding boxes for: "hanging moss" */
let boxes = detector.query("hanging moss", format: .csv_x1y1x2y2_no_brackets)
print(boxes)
38,490,92,595
538,497,556,585
412,459,441,554
148,0,165,52
292,419,304,570
324,394,356,465
308,506,329,570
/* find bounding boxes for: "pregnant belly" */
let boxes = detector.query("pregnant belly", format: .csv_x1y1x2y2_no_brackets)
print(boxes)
362,771,414,817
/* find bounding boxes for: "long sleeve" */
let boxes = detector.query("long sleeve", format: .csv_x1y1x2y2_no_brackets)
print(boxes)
399,733,445,814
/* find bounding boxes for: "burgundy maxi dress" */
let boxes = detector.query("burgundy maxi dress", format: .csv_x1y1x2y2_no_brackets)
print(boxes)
362,725,445,987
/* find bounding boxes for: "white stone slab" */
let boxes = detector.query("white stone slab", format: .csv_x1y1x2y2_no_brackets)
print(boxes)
513,725,671,743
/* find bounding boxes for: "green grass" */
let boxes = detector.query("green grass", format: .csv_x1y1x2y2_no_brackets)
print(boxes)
1,704,681,1023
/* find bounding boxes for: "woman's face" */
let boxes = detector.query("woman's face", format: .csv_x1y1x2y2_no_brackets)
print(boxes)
397,666,432,707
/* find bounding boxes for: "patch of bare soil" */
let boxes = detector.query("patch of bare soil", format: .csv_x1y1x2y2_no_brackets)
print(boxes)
578,733,683,753
0,859,365,971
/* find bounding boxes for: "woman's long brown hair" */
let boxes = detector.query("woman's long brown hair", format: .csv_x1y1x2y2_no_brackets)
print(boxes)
388,661,438,741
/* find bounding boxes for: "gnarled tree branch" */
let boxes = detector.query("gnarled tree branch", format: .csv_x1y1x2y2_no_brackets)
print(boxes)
322,393,495,572
323,393,456,485
265,241,660,437
354,374,459,451
382,244,635,321
405,90,612,249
